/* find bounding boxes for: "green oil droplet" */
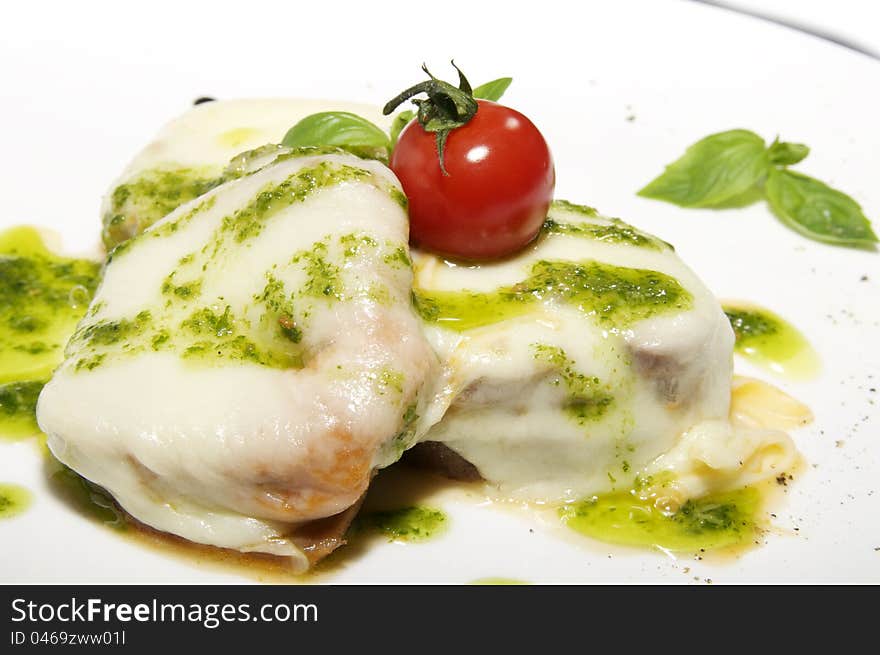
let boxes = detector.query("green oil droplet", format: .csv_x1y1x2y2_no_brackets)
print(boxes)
0,483,33,519
723,302,820,380
560,487,762,552
354,506,447,542
0,226,100,439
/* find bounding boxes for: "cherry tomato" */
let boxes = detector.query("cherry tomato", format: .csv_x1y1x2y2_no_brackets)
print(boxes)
390,100,555,261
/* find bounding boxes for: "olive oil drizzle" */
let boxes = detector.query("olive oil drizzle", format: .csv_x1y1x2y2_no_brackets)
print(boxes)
0,226,100,438
723,301,820,380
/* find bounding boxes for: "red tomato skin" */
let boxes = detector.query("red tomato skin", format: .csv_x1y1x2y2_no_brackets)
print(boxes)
390,100,555,261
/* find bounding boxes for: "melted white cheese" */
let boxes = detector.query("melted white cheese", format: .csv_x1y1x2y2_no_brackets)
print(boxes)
114,98,391,175
39,152,438,569
47,98,800,564
414,203,796,502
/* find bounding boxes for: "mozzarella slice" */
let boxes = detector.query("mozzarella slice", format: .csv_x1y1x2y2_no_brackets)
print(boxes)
413,201,797,502
101,99,391,249
38,151,438,570
54,98,800,563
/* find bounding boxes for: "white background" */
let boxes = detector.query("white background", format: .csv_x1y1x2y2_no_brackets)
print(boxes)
1,0,878,583
717,0,880,57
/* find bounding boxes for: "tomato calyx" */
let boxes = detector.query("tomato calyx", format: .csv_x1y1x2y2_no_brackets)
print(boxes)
382,61,479,175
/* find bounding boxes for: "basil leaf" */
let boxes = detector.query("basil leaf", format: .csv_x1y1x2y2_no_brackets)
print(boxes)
389,110,415,146
765,168,877,246
281,112,391,160
638,129,768,207
768,139,810,166
472,77,513,102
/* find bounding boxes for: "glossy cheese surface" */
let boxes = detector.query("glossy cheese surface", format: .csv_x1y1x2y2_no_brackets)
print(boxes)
42,99,801,565
39,151,437,569
415,202,794,502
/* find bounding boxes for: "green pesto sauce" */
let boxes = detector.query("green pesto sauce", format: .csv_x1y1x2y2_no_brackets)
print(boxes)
541,218,659,250
560,487,761,552
544,200,670,250
382,402,421,463
70,301,301,371
414,259,691,332
340,233,378,258
533,344,613,423
132,195,218,250
373,368,404,396
258,274,303,346
102,145,401,251
181,334,291,368
72,225,403,373
74,159,404,373
0,227,100,437
0,227,101,381
221,144,290,181
161,273,202,300
216,163,371,247
552,199,600,217
723,303,820,380
0,483,32,519
239,144,347,171
383,246,411,269
103,168,220,249
355,506,447,542
291,241,343,300
74,310,153,348
0,381,44,439
386,186,409,211
82,157,408,372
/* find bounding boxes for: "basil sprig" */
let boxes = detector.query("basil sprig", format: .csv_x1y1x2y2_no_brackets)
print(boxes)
767,138,809,166
638,129,876,248
389,110,415,145
472,77,513,102
638,130,768,208
281,111,392,162
278,69,513,169
766,169,877,246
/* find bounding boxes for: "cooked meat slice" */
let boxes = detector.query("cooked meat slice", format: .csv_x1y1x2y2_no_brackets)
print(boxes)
402,441,483,482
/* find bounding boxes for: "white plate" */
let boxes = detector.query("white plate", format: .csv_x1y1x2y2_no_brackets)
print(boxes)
2,0,878,584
